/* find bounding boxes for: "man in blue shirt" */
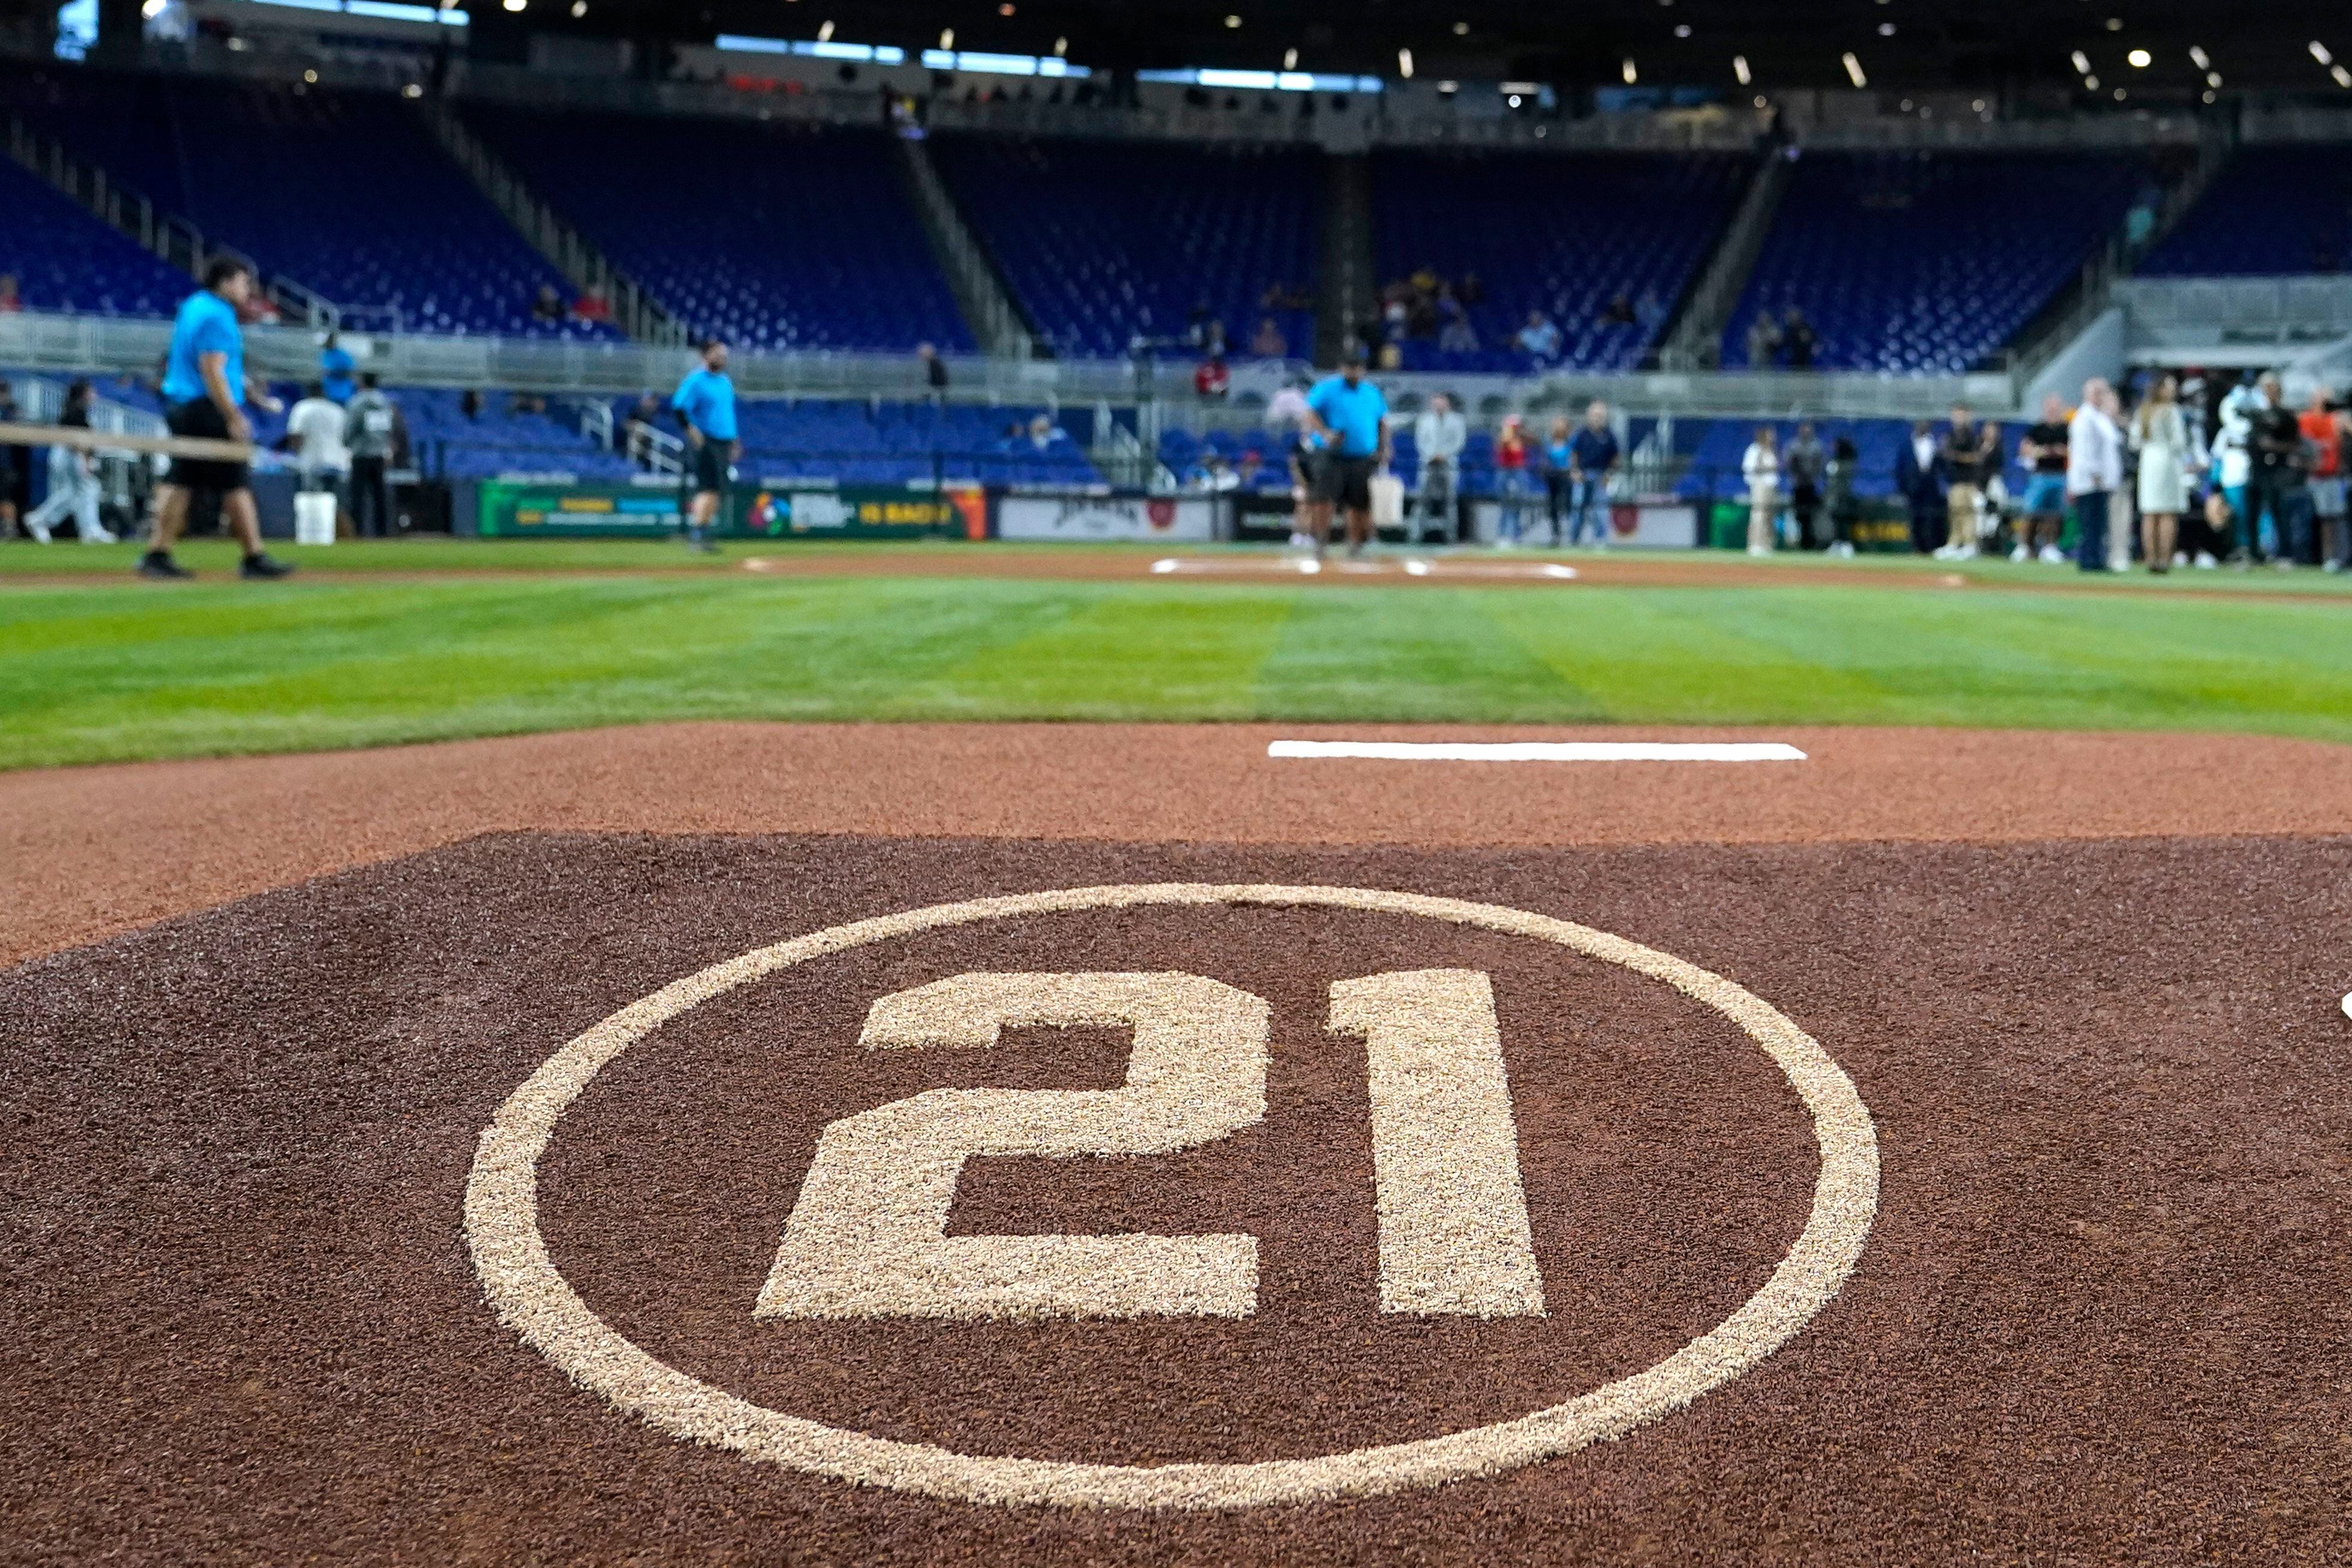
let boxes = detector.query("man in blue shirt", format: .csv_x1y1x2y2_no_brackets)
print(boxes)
144,257,291,580
319,332,356,405
1304,348,1390,559
1566,399,1621,548
670,337,738,554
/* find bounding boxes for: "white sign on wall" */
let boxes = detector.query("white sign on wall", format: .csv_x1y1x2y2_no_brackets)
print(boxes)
998,495,1217,542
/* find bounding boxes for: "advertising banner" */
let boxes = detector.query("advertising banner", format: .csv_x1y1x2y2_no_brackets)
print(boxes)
476,482,685,538
478,482,988,540
996,494,1217,542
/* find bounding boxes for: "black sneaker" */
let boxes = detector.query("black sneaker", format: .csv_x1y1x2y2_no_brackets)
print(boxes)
239,552,295,580
137,550,195,580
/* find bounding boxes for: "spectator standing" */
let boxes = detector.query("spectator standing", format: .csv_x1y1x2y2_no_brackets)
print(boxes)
1935,405,1997,561
2014,395,2072,562
1438,306,1478,355
1539,417,1575,545
1782,309,1818,370
917,341,949,403
571,287,612,326
0,379,19,541
22,380,115,544
1516,311,1561,364
2297,389,2345,571
2241,372,2309,567
145,257,290,580
1411,392,1465,544
2131,374,2189,573
1741,425,1781,556
0,273,19,313
1895,419,1945,553
1744,311,1782,369
344,373,399,539
1301,347,1390,559
285,381,351,520
2067,377,2124,573
1566,399,1620,548
1783,422,1825,548
1826,434,1861,557
532,284,565,326
1492,416,1532,547
318,332,356,404
1250,317,1287,358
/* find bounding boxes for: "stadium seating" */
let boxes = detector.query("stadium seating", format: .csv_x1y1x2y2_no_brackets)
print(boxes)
404,390,636,482
1369,150,1748,372
0,65,608,338
1722,150,2147,373
464,106,974,355
2139,145,2352,275
0,156,193,317
718,399,1101,487
930,135,1319,360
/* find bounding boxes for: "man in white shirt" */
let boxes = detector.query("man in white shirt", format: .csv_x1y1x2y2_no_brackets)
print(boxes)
1412,393,1466,543
285,381,351,507
2066,377,2124,572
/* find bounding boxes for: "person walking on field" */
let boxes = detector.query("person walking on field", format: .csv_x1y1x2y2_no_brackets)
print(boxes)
1301,347,1390,559
2067,377,2124,573
142,257,291,580
21,380,116,544
671,337,738,555
2131,373,2189,573
1741,425,1780,556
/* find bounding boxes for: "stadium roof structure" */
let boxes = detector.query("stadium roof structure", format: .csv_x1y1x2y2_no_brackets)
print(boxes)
539,2,2352,98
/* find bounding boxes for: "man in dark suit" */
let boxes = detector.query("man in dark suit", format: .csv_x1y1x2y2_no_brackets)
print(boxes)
1895,418,1947,553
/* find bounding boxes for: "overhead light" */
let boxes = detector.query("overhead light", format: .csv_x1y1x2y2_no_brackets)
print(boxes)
1281,46,1298,69
1224,13,1241,28
1437,79,1457,94
2336,64,2352,88
500,0,522,11
1971,98,1986,111
2207,71,2221,87
569,0,583,13
1053,36,1066,56
1898,96,1913,111
1451,20,1467,35
2127,48,2150,67
1753,94,1768,108
1507,93,1522,107
1622,58,1637,84
303,67,318,81
1674,23,1691,38
2104,17,2122,31
2188,46,2209,70
401,81,422,96
817,19,833,41
2311,41,2333,65
2113,87,2127,100
2201,89,2215,103
998,2,1013,14
2071,51,2091,75
2084,73,2099,90
1396,47,1412,79
1733,53,1750,85
938,27,952,48
1842,51,1866,88
1879,22,1895,36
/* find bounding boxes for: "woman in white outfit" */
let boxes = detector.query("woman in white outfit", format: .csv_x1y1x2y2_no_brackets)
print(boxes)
2131,374,2188,574
1741,425,1780,556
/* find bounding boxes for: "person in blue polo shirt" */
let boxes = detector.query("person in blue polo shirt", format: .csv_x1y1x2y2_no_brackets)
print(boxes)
143,256,291,580
1303,347,1390,559
670,337,738,554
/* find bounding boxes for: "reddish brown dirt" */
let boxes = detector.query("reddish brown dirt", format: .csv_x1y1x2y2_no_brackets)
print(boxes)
5,831,2347,1564
7,722,2352,969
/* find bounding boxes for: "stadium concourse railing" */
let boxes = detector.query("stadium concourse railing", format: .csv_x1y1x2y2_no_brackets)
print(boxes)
0,312,2017,421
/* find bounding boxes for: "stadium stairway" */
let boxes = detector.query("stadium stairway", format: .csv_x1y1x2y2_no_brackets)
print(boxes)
1317,153,1375,368
897,135,1037,358
413,102,687,347
1661,149,1788,369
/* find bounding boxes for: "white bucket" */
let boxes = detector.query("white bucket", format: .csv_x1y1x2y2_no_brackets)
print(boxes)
294,490,338,546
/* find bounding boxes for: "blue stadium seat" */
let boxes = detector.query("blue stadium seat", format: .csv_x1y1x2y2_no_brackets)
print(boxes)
464,106,974,355
0,157,192,317
0,64,613,339
931,135,1319,360
2140,145,2352,275
1722,151,2146,373
1370,149,1748,373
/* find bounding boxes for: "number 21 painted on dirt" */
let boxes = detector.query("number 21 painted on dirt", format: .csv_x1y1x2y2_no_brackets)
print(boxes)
756,970,1545,1322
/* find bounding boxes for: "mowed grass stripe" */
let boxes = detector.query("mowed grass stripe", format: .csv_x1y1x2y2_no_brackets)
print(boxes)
3,574,2351,768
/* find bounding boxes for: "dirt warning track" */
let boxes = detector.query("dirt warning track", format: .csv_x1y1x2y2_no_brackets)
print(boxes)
6,830,2348,1564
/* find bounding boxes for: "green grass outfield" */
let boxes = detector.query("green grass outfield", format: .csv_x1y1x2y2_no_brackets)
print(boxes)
2,538,2348,770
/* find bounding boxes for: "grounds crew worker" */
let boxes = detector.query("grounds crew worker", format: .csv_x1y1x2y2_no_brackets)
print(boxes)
671,337,739,555
142,256,293,580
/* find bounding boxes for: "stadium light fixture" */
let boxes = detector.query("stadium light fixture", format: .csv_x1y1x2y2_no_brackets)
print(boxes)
2113,86,2127,100
998,2,1012,14
1224,14,1241,28
1733,54,1750,85
1622,58,1636,84
1053,36,1066,56
569,0,582,13
1878,22,1895,36
1452,20,1468,35
2311,41,2333,65
2336,64,2352,88
2187,45,2209,70
1842,52,1866,88
1674,24,1690,38
817,19,833,42
2070,50,2091,75
2084,73,2098,90
2202,89,2215,103
2127,48,2150,68
938,28,952,49
2206,70,2221,87
1283,46,1297,68
1397,47,1412,79
500,0,521,11
2104,17,2122,31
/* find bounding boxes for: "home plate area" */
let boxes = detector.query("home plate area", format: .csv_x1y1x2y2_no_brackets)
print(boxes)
7,831,2348,1564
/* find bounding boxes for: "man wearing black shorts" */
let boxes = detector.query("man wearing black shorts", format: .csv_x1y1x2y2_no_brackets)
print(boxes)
670,338,739,554
1304,348,1391,560
143,257,291,580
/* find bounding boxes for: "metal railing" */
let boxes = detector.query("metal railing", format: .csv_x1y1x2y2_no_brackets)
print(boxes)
1661,148,1790,371
894,134,1035,358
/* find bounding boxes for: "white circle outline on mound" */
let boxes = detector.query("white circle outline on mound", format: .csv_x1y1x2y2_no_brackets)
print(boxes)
464,883,1880,1510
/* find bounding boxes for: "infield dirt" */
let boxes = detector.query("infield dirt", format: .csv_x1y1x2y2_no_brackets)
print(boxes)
6,829,2348,1564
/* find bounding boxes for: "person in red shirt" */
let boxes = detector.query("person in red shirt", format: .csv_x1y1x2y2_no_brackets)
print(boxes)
1194,356,1230,400
2300,390,2346,571
1492,416,1531,547
0,273,20,314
